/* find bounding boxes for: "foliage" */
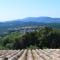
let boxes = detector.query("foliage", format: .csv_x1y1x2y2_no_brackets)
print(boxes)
0,27,60,49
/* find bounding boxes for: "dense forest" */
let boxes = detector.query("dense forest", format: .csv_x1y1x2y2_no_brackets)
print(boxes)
0,26,60,49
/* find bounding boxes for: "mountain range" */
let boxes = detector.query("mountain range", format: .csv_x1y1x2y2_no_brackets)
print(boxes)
0,17,60,23
0,17,60,35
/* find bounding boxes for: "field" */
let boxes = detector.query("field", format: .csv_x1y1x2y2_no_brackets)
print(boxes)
0,49,60,60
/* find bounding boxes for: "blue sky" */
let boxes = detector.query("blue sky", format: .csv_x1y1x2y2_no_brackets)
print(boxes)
0,0,60,22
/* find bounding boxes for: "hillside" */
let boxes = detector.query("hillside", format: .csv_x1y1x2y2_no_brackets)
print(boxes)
0,17,60,34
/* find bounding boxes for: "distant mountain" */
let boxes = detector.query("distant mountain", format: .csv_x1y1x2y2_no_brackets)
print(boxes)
0,17,60,23
22,17,60,23
0,17,60,27
0,17,60,35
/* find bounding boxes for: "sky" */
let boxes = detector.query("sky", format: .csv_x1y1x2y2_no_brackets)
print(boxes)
0,0,60,22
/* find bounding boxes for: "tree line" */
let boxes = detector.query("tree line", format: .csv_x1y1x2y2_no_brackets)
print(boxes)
0,27,60,49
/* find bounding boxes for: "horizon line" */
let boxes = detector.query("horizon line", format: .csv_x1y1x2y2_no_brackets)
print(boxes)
0,16,60,22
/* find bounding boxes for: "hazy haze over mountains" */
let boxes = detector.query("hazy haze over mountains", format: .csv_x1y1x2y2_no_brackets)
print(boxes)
0,17,60,35
0,17,60,23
